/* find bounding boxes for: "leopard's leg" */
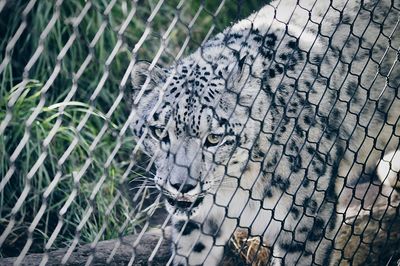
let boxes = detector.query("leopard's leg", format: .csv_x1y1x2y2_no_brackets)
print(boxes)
268,192,337,266
171,206,237,265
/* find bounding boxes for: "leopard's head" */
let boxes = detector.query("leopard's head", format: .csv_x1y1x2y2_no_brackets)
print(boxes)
130,48,268,216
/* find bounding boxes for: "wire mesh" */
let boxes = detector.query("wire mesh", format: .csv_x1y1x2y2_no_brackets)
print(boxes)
0,0,399,265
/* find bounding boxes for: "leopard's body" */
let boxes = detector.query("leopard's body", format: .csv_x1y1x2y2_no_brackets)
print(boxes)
130,0,400,264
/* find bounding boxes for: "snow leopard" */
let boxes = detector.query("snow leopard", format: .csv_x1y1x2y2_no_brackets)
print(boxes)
130,0,400,265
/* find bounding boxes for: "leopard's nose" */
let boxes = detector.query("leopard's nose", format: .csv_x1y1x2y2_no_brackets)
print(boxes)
170,181,196,194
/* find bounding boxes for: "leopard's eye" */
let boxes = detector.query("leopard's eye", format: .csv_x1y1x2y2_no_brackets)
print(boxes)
149,126,169,142
205,133,223,147
154,127,164,138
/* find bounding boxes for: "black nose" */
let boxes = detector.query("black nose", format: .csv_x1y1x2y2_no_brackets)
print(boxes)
170,182,196,193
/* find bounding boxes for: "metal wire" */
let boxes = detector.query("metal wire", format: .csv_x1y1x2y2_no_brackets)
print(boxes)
0,0,399,265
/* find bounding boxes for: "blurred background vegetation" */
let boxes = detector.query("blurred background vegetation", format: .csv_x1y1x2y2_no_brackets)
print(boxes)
0,0,266,258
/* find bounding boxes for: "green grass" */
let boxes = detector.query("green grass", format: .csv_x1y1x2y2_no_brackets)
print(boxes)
0,0,266,257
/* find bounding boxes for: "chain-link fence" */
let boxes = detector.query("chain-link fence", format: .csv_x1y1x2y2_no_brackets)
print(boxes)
0,0,399,265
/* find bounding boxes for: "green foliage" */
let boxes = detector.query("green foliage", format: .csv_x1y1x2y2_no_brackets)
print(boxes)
0,0,266,257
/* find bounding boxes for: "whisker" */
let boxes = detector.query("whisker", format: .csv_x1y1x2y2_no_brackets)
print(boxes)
131,163,155,173
129,176,156,184
129,177,144,182
129,171,156,178
131,181,156,187
129,184,158,191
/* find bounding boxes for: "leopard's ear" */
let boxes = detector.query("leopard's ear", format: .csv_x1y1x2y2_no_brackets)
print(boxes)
238,54,247,72
233,53,251,87
131,61,166,104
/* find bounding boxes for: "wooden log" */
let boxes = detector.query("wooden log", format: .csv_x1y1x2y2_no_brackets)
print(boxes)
0,229,172,266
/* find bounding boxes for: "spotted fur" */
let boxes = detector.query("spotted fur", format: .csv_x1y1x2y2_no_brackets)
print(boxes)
130,0,400,265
